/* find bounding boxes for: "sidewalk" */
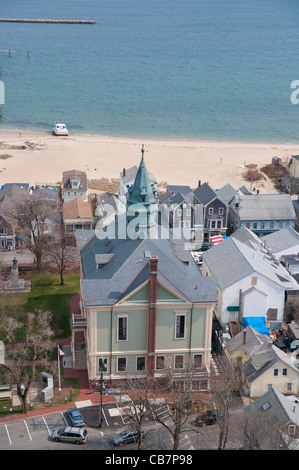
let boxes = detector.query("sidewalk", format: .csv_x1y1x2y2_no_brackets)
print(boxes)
0,368,116,424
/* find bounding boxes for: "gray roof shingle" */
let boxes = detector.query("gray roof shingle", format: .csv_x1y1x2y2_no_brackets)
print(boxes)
261,226,299,254
234,194,296,221
202,226,299,290
79,218,218,306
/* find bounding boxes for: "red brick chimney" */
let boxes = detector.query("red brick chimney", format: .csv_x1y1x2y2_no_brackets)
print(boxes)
148,256,158,376
243,329,246,345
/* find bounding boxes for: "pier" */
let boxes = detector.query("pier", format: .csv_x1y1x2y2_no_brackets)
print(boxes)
0,18,96,24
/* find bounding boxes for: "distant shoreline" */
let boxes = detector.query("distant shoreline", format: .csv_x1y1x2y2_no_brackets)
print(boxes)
0,125,298,148
0,127,298,194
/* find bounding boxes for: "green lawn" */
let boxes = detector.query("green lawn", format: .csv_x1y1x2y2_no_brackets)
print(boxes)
0,377,81,417
0,271,80,342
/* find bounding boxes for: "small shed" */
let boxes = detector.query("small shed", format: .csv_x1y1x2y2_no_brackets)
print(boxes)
40,372,53,402
287,321,299,342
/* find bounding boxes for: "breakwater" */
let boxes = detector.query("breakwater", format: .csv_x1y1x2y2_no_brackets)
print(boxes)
0,18,96,24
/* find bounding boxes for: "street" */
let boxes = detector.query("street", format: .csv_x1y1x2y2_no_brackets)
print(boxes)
0,396,246,451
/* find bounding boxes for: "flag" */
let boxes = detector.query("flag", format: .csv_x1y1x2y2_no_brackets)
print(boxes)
210,235,223,246
58,347,65,356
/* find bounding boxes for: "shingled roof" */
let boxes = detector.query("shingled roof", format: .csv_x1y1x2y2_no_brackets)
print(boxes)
63,199,93,220
202,226,299,290
78,217,218,306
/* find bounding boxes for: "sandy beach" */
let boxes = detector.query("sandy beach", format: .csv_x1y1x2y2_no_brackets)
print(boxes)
0,129,298,194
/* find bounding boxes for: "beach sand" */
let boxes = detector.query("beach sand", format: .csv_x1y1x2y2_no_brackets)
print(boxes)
0,129,298,194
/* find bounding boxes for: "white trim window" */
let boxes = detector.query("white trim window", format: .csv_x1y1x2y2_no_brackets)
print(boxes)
117,357,127,372
137,356,146,371
288,424,296,435
174,355,184,369
117,315,128,341
175,313,186,339
156,356,165,370
194,354,203,369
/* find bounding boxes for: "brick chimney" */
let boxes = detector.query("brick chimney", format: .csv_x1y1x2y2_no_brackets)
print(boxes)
243,329,246,345
123,167,126,177
148,256,158,376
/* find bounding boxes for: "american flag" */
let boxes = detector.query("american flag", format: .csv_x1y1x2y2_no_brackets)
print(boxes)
210,235,223,245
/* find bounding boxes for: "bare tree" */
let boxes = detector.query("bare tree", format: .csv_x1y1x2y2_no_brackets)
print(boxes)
153,364,198,450
0,311,55,413
2,192,58,271
112,376,154,449
209,360,240,450
43,221,79,285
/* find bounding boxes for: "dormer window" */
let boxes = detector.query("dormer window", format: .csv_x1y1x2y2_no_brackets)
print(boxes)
70,178,80,188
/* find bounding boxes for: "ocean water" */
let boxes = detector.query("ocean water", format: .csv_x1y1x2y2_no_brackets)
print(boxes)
0,0,299,142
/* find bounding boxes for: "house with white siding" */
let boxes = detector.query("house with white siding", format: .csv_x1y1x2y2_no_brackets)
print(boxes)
201,226,299,335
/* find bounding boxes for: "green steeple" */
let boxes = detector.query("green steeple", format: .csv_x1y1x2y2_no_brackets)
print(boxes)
128,145,156,205
127,145,158,239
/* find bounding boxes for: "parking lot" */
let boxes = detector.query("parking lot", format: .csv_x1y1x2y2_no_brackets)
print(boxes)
0,398,195,450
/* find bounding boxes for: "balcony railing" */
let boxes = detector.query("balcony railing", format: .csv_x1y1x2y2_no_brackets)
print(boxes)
71,314,87,329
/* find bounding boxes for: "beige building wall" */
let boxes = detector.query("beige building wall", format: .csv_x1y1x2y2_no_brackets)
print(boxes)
244,359,299,398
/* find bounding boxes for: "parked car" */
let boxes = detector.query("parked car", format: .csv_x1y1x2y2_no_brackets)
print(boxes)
112,429,145,446
66,407,85,427
200,244,210,251
51,426,87,444
192,409,217,427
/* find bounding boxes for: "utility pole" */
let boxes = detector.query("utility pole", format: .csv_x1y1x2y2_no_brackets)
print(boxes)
99,357,106,427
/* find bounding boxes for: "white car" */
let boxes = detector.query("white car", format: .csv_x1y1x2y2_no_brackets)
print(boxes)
52,426,87,444
52,123,68,136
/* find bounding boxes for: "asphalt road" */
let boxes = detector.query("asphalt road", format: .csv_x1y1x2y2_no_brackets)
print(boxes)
0,396,246,451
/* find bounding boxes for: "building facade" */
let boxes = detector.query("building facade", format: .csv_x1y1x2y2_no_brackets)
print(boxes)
62,169,87,203
74,150,218,387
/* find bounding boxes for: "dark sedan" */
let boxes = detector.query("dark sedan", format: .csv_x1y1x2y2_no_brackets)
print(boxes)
192,409,217,427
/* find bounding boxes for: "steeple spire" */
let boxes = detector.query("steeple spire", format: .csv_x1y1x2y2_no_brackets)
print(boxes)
127,145,157,238
128,145,156,205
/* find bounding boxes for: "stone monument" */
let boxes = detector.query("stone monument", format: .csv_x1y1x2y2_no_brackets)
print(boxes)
2,256,31,292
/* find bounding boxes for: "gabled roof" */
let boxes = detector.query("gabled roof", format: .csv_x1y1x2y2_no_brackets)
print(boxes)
193,182,227,208
261,226,299,254
233,194,296,221
96,192,126,215
63,199,93,220
79,217,218,306
216,183,239,205
225,325,272,357
120,165,157,185
193,182,219,206
0,183,28,203
0,183,29,191
244,388,299,436
62,169,87,190
241,344,299,384
158,190,194,207
202,226,299,290
167,185,193,196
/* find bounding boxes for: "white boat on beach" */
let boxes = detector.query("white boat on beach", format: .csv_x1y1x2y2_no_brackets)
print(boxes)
52,123,68,136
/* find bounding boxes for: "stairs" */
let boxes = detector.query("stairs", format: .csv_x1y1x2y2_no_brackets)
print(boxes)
210,353,223,376
74,342,87,370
